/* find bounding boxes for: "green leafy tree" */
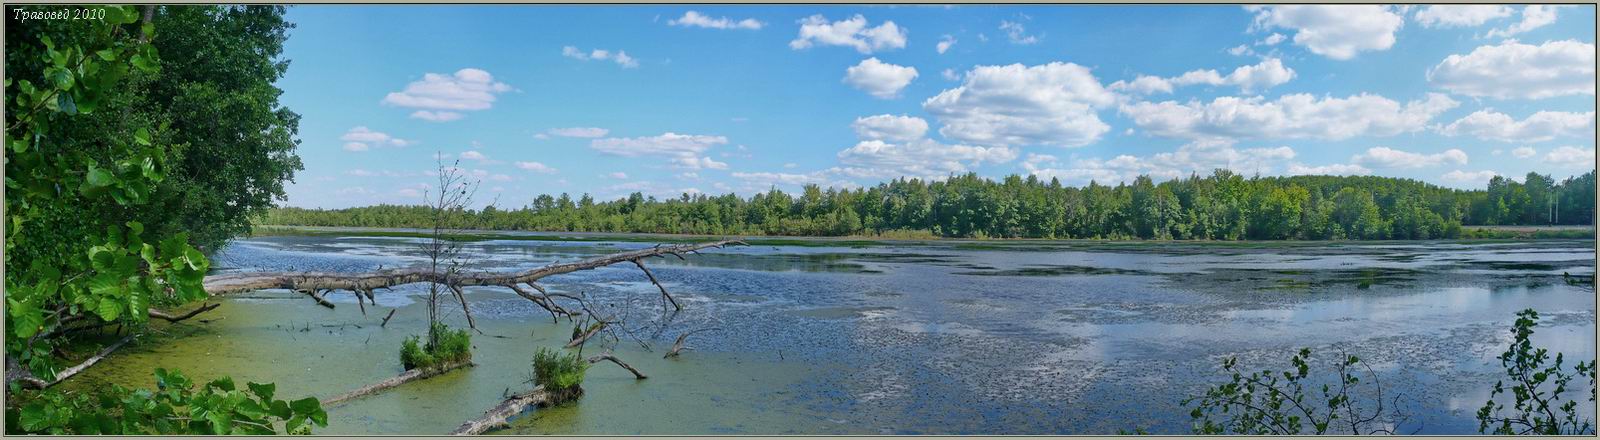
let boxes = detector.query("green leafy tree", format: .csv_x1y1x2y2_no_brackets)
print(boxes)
1185,348,1411,435
1477,309,1597,435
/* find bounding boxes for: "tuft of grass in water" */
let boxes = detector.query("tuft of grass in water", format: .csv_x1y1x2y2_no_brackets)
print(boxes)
531,347,588,392
399,323,472,371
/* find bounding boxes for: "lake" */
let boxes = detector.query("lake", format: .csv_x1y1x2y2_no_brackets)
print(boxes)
69,231,1596,434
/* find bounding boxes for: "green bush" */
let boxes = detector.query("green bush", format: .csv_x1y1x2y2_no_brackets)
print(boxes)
1477,309,1597,435
6,369,325,435
398,323,472,371
531,347,588,391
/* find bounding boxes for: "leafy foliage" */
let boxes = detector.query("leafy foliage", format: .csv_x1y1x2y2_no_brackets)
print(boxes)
264,170,1595,240
1185,348,1410,435
1477,309,1597,435
6,369,326,435
3,4,210,382
399,322,472,371
531,347,588,391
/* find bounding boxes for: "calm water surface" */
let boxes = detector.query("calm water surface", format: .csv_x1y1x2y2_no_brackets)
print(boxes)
71,233,1596,434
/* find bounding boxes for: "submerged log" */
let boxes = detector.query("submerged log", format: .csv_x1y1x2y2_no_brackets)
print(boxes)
323,358,475,407
451,386,583,435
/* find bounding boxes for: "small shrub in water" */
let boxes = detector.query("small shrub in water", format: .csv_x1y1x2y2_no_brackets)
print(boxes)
531,347,588,391
398,323,472,371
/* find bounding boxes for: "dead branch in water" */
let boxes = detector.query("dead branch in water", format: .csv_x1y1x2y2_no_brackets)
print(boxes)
147,303,221,323
450,385,584,435
588,352,647,380
631,259,682,311
664,328,719,359
380,309,397,328
323,359,474,407
9,333,137,389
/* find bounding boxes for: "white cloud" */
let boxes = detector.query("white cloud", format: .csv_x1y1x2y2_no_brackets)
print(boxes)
1021,141,1305,184
546,127,610,138
936,35,956,54
1288,163,1373,176
606,172,629,179
1351,146,1468,169
343,142,369,152
1111,58,1296,95
836,138,1017,180
1543,146,1596,166
1512,146,1537,159
941,68,960,81
409,111,463,122
591,132,730,170
1246,5,1404,60
843,58,918,99
562,46,640,68
382,68,511,122
1428,40,1595,100
789,14,906,54
1414,5,1512,28
999,20,1038,45
1486,5,1564,38
924,62,1117,148
340,126,413,148
1227,45,1253,57
460,150,487,160
852,114,929,142
1259,33,1286,45
515,161,558,174
1120,93,1458,141
1440,169,1501,184
668,10,763,30
1439,110,1595,143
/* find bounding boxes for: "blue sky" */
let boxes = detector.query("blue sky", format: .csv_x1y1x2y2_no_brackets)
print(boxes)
276,5,1596,209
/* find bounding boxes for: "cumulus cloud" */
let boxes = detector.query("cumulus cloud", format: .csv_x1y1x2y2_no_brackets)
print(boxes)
1428,40,1595,100
590,132,730,170
843,58,918,99
1512,146,1537,159
789,14,906,54
1439,110,1595,143
1486,5,1565,38
937,35,956,54
835,138,1017,180
1287,163,1373,176
515,161,558,174
999,20,1038,44
668,10,763,30
1110,58,1296,95
382,68,512,121
852,114,929,142
546,127,610,138
1022,141,1306,184
607,172,628,179
1414,5,1512,28
339,126,413,152
1120,93,1458,141
1441,169,1502,184
562,46,639,68
1246,5,1404,60
924,62,1117,148
1351,146,1469,169
1543,146,1596,166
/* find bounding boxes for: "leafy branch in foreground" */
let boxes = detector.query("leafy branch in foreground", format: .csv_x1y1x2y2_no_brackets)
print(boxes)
6,368,326,435
1184,348,1411,435
1477,309,1597,435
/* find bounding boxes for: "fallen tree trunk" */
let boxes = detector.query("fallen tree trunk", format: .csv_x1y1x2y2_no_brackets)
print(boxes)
324,358,475,407
451,386,583,435
203,240,745,296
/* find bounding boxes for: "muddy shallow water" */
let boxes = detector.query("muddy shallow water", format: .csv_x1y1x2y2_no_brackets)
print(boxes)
70,233,1596,434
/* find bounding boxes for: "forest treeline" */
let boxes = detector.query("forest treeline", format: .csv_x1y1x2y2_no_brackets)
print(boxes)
268,169,1595,240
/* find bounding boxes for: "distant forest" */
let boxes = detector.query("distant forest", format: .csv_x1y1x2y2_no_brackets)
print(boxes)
266,170,1596,240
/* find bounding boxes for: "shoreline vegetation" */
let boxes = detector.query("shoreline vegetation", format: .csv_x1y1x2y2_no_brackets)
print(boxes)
263,171,1596,242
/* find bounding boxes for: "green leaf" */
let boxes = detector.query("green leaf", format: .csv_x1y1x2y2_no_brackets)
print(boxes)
289,397,321,415
96,49,116,61
210,376,236,392
133,128,151,146
55,93,77,115
95,299,123,322
183,247,207,271
51,69,74,90
130,54,157,73
246,382,275,401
